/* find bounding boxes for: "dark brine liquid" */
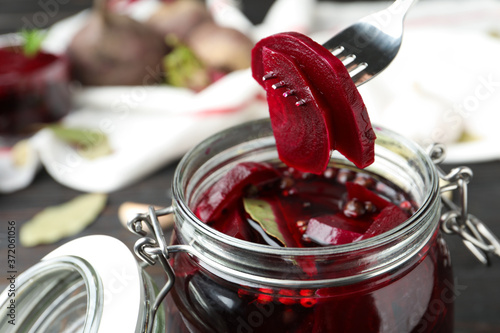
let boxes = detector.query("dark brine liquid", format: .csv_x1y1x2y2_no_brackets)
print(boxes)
203,164,416,247
167,163,454,333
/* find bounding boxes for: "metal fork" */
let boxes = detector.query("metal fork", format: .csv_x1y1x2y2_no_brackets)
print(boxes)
322,0,417,86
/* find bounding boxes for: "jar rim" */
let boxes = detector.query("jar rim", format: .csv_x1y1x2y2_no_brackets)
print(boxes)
174,119,439,254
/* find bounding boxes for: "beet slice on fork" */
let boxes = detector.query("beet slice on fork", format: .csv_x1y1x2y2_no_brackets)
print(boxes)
261,47,334,174
252,31,376,172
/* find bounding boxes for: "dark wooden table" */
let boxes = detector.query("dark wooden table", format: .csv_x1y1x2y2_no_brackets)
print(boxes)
1,1,500,332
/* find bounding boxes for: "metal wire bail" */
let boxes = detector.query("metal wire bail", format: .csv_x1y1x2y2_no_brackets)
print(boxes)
428,143,500,265
127,206,176,333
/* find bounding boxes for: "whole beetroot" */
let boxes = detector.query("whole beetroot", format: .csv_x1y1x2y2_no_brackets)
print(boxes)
146,0,211,41
186,21,254,73
67,0,168,86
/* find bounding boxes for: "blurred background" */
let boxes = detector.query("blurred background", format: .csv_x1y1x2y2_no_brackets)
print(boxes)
1,1,499,332
0,0,366,34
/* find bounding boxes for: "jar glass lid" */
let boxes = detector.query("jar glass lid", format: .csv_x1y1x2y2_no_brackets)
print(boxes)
0,235,147,333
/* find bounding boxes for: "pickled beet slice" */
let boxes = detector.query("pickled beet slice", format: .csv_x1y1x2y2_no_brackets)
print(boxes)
259,196,301,247
305,216,363,245
311,213,369,234
209,205,253,241
346,181,391,211
252,31,376,172
272,196,312,247
244,195,318,275
195,162,280,222
261,47,333,174
362,205,409,239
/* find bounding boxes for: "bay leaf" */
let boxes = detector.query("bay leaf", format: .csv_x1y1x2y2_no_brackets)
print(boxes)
243,198,286,246
48,125,112,160
20,193,107,247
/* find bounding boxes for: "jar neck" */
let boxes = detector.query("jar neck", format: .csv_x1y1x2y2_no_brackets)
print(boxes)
172,119,441,287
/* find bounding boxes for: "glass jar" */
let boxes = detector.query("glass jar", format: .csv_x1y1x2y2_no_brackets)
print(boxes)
0,38,71,134
0,235,165,333
158,118,453,333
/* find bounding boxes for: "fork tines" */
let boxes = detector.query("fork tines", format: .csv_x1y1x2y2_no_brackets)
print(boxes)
331,46,369,81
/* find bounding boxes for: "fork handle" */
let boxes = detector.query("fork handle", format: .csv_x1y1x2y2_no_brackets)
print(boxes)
389,0,418,19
